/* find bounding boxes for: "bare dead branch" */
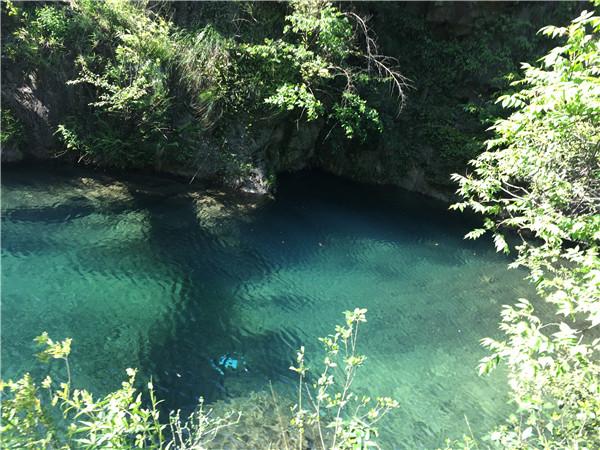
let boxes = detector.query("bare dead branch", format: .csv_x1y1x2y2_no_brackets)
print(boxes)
345,11,411,115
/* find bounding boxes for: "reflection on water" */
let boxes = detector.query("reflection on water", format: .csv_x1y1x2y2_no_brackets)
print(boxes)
1,166,535,448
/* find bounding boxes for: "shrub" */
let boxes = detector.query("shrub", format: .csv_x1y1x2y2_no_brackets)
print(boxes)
290,308,399,449
240,0,406,142
451,10,600,449
1,309,396,449
0,107,24,147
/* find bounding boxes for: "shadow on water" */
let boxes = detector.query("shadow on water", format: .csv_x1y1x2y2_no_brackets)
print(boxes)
121,184,304,412
4,201,96,223
114,185,233,409
1,165,306,412
122,170,509,413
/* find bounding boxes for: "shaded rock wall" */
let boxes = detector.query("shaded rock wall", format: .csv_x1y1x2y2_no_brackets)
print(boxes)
1,1,583,199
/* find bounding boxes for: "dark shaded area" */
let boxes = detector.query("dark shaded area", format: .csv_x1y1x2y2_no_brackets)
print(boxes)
1,1,586,199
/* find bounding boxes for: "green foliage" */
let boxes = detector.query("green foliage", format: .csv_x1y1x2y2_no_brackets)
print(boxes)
2,311,395,449
265,83,324,121
480,301,600,448
290,308,399,449
6,0,227,169
173,25,233,129
1,334,239,449
331,92,382,141
1,373,58,449
1,107,24,146
55,123,88,156
64,0,176,167
238,0,405,142
5,0,403,176
3,1,584,190
6,3,74,64
452,10,600,449
69,0,173,114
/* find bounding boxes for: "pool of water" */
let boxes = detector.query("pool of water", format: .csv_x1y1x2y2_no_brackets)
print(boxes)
2,166,535,448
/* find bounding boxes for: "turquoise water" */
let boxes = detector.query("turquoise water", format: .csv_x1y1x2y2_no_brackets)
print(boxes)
2,166,535,448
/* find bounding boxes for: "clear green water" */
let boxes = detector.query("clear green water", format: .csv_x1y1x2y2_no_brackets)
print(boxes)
2,166,535,448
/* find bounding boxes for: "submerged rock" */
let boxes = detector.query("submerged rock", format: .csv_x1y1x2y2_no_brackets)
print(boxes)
207,389,313,449
78,177,133,203
188,189,268,245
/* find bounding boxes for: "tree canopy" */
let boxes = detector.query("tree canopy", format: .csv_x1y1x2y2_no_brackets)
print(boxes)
452,10,600,448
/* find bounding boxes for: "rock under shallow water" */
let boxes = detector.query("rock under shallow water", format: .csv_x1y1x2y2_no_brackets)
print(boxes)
188,189,269,241
78,177,133,203
207,390,312,450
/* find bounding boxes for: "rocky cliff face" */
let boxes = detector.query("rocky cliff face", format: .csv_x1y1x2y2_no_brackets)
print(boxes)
1,1,580,199
2,72,58,162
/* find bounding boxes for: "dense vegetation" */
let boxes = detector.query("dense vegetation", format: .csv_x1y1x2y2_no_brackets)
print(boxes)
2,0,405,188
451,9,600,448
1,1,599,449
1,1,579,193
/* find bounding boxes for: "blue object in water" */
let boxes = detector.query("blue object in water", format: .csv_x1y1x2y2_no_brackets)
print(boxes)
217,355,239,370
226,358,238,369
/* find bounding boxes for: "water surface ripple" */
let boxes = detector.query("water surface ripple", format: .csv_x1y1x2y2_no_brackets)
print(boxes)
1,167,536,448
